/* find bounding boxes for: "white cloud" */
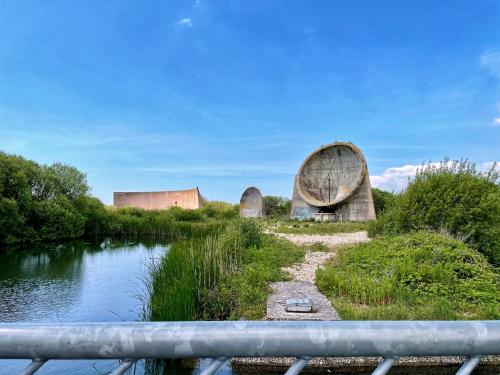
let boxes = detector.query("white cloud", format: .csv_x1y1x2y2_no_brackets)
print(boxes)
480,49,500,78
176,18,192,27
370,161,498,192
493,117,500,126
370,164,422,192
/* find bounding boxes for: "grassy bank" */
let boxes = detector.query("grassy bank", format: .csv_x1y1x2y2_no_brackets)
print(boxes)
270,220,367,235
316,232,499,320
146,219,305,321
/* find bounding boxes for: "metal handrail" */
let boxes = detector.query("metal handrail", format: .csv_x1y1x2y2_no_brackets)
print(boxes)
1,320,499,375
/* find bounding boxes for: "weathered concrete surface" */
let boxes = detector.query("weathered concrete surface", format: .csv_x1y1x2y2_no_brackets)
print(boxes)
239,187,265,218
113,187,204,210
291,142,376,222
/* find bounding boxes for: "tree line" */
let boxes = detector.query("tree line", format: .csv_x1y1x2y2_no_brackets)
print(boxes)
1,151,498,266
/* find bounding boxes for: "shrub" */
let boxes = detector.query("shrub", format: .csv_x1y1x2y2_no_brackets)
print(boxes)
316,232,499,320
0,151,92,245
201,201,239,219
371,188,395,216
263,196,291,218
370,159,500,265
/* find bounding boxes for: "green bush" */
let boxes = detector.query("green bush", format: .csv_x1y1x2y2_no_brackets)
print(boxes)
370,160,500,265
316,232,499,320
31,196,86,241
0,151,92,245
371,188,395,216
200,201,239,220
263,196,291,218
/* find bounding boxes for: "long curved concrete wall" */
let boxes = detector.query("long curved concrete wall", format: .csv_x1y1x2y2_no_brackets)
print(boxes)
113,188,203,210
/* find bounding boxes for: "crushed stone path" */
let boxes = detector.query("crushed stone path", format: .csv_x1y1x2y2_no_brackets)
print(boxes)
265,231,370,321
272,230,370,247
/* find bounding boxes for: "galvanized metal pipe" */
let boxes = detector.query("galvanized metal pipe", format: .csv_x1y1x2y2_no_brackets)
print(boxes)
199,357,227,375
372,357,398,375
110,359,135,375
0,321,498,360
456,355,481,375
284,357,310,375
20,360,46,375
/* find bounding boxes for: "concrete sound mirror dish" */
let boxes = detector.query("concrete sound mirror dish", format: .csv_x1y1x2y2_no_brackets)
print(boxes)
291,142,376,222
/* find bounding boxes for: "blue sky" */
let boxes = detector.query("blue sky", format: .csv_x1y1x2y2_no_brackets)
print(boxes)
1,0,499,203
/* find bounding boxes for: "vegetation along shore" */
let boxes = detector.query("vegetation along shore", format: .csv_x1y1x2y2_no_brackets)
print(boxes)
0,150,498,323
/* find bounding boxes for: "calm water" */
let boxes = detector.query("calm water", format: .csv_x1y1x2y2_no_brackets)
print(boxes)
0,239,175,374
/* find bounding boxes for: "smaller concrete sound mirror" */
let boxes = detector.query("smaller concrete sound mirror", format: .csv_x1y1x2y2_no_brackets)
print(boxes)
291,142,376,222
240,187,265,218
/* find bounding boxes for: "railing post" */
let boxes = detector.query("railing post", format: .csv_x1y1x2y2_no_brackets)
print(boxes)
456,356,481,375
285,357,311,375
200,357,227,375
110,359,135,375
20,359,46,375
372,357,398,375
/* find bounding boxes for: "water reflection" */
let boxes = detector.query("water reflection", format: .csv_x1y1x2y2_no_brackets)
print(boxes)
0,238,167,374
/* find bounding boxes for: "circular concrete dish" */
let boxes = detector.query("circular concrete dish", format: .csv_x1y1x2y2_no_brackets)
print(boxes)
240,187,265,218
297,142,367,207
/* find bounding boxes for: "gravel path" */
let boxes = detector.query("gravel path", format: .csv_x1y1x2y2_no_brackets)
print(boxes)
282,251,335,283
265,232,371,321
272,230,370,247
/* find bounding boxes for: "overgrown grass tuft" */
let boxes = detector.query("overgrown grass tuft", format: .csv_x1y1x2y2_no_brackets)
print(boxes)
316,232,499,320
145,219,306,321
200,235,306,320
146,219,264,321
272,221,367,235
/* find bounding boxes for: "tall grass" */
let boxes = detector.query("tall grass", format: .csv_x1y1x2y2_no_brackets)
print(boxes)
201,235,306,320
145,219,262,321
86,203,238,240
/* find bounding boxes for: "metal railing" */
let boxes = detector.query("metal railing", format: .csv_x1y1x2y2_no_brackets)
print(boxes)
0,320,499,375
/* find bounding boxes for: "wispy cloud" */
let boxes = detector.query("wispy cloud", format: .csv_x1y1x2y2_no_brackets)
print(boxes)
176,17,192,27
493,117,500,126
370,161,498,192
480,49,500,78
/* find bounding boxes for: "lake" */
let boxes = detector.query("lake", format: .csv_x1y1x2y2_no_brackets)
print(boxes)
0,239,220,374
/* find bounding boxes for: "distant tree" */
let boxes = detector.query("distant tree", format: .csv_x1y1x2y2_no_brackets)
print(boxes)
0,151,94,246
371,188,395,216
48,162,90,200
263,196,291,218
